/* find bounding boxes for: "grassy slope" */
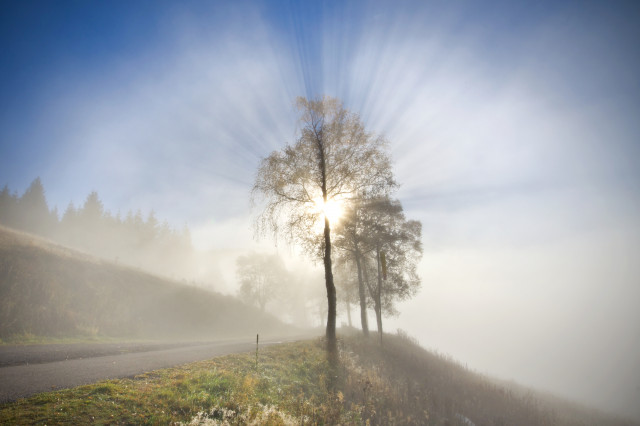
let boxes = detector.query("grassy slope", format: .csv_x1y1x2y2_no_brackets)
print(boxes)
0,334,635,425
0,225,290,342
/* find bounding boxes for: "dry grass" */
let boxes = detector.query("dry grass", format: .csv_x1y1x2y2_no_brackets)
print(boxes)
0,334,635,425
340,331,637,425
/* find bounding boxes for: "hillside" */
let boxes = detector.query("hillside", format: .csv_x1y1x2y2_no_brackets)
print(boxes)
0,334,635,425
0,225,293,342
341,332,636,425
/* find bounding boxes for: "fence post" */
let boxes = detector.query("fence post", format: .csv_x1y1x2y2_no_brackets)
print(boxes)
255,333,259,370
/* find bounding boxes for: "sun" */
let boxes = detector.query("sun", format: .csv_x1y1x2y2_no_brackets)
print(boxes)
312,196,344,226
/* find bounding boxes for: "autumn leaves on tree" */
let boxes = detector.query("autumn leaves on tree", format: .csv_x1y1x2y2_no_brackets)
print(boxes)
252,96,422,355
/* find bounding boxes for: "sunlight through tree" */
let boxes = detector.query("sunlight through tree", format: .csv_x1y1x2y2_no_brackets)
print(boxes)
252,96,395,356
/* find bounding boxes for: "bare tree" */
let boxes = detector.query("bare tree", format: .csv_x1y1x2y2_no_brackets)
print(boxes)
236,252,286,312
252,96,395,355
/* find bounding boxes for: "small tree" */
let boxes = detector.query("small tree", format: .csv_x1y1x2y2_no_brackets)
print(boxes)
18,177,53,235
236,252,287,312
252,96,395,355
0,185,19,228
361,196,423,342
333,197,374,336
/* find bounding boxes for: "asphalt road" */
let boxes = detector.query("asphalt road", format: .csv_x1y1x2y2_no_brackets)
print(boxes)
0,336,307,403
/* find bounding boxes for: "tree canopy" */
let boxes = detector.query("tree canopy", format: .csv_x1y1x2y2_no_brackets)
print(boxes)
252,96,395,252
252,96,395,355
334,194,423,341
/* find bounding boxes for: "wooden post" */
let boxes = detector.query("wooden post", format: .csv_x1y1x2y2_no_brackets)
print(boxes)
255,334,259,370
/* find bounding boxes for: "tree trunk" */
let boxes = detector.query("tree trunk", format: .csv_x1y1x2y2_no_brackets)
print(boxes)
354,247,369,336
375,245,383,344
316,132,337,359
323,215,337,357
346,298,352,327
362,255,382,342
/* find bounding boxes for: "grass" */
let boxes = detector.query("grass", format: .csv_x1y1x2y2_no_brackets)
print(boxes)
1,333,635,425
0,339,343,425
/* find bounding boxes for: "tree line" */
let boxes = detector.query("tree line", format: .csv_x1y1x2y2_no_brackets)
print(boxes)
251,96,423,355
0,178,193,278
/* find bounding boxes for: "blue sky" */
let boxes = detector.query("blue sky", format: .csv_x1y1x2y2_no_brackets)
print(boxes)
2,0,639,219
2,0,640,420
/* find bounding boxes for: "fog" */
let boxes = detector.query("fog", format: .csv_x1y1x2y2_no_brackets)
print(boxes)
1,0,639,421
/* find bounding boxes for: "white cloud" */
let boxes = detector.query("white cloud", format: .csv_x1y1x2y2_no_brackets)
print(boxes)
38,10,304,224
15,1,640,420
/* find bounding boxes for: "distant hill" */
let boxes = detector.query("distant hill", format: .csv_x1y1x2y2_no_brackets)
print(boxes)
0,225,294,342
